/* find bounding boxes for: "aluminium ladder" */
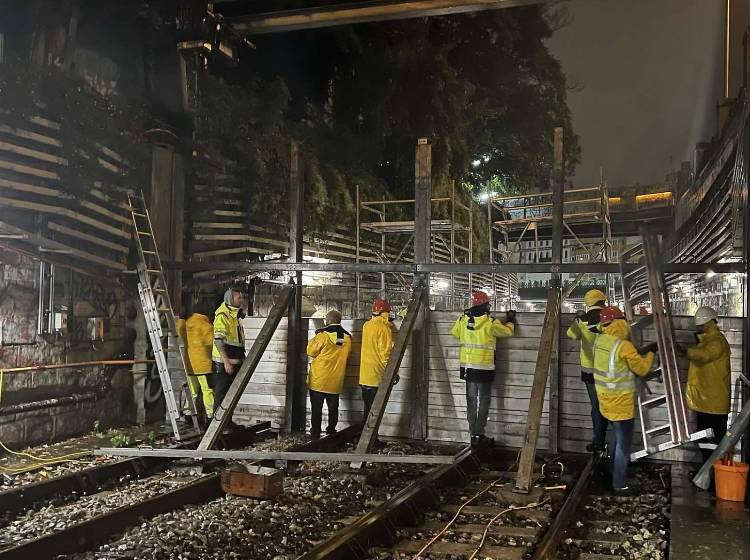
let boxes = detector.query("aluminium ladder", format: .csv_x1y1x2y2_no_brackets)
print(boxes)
127,190,200,440
625,231,712,460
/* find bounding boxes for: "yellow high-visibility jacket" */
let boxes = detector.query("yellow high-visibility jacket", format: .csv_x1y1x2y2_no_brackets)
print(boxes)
583,319,654,421
185,313,214,375
176,318,191,375
566,306,602,374
359,313,394,388
450,313,514,372
212,303,244,363
686,322,731,415
306,326,352,394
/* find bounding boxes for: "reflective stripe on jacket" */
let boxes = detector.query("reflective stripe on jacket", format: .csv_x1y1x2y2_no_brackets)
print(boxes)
359,313,394,388
185,313,214,375
686,322,731,415
566,306,602,372
588,319,654,421
450,313,514,371
212,302,244,363
306,329,352,394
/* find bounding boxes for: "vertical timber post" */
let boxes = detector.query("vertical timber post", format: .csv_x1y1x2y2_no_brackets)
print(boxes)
549,127,564,453
286,142,306,432
411,138,431,440
743,112,750,466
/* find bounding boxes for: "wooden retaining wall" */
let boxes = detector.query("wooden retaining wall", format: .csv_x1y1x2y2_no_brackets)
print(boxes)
235,312,745,460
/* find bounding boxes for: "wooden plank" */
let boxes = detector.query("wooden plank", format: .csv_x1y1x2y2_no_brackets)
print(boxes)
47,221,129,254
515,288,560,493
94,448,456,464
79,200,132,226
0,139,68,166
0,157,60,180
0,177,63,197
0,196,130,239
0,124,62,147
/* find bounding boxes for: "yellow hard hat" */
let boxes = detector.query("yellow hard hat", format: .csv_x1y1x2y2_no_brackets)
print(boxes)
584,289,606,307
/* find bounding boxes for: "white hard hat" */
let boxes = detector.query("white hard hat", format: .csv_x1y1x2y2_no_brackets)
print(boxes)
694,306,717,326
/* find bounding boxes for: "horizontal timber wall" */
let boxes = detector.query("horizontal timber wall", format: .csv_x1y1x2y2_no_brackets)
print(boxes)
234,312,744,459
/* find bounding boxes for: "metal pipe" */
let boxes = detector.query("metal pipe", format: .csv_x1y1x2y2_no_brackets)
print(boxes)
47,263,55,334
0,392,97,416
37,261,45,336
1,360,152,374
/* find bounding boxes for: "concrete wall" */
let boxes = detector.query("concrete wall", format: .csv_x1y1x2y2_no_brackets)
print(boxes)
0,253,134,447
236,311,745,461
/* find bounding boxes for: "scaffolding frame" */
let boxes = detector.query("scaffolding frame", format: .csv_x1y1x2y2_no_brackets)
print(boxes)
493,180,615,300
355,182,510,311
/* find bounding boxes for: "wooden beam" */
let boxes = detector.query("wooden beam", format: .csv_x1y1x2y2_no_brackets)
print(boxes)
286,141,306,432
198,284,294,450
514,287,560,493
351,286,426,468
411,138,431,440
47,221,129,254
93,447,457,464
229,0,544,34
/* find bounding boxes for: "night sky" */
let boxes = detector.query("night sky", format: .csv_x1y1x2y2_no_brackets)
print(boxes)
547,0,750,189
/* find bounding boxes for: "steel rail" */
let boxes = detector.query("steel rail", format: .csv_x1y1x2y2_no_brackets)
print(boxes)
529,452,600,560
0,425,360,560
298,445,481,560
0,422,271,520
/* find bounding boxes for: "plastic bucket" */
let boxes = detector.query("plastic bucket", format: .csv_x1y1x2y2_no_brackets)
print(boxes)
713,461,749,502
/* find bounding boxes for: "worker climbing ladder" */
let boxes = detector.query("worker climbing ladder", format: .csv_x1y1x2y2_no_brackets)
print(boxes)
127,190,200,440
625,229,712,460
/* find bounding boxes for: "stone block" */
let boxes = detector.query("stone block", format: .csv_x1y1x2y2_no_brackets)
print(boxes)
22,414,54,445
0,421,24,447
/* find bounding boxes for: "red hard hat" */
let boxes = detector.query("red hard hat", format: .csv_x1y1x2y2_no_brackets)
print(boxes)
600,306,624,325
372,299,391,314
471,290,490,306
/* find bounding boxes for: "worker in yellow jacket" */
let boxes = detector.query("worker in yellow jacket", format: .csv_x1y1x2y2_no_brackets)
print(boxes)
306,310,352,437
677,307,731,464
212,287,245,424
184,303,216,419
451,290,515,445
582,306,656,494
567,289,608,452
359,299,396,419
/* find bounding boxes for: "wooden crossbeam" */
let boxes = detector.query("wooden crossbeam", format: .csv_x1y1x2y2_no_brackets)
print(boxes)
93,448,457,464
350,286,426,468
514,287,560,493
197,283,295,450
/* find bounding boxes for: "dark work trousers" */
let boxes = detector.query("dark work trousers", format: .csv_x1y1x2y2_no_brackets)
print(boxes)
210,361,239,424
361,385,378,419
696,411,729,464
610,418,635,490
465,380,492,437
309,389,340,436
584,379,609,451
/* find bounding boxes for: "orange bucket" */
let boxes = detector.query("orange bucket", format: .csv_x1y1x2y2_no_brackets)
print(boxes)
713,461,749,502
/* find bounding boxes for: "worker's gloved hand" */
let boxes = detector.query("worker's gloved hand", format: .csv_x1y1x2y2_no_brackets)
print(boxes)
506,310,517,325
575,310,586,320
459,369,466,380
392,374,400,386
641,342,659,354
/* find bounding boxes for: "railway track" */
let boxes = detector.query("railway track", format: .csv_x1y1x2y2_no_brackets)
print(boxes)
0,421,280,559
301,449,671,560
301,446,582,560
